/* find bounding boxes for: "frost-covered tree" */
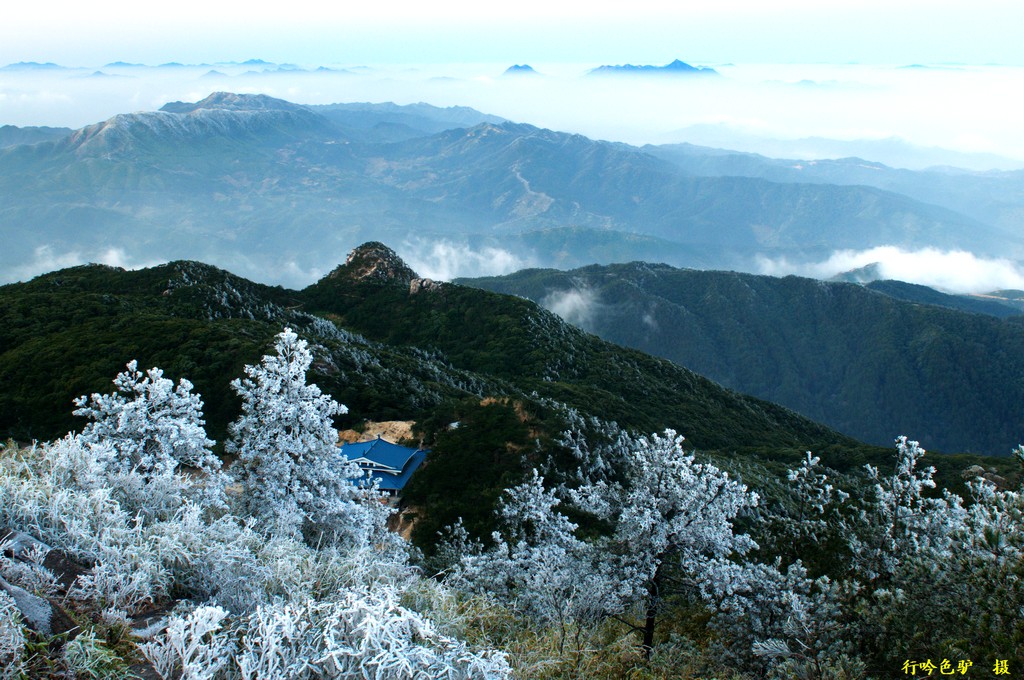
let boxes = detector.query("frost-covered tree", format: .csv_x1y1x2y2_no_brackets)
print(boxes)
75,360,219,474
69,362,224,519
228,328,392,547
456,471,619,653
849,436,963,582
571,429,759,654
848,441,1024,667
759,452,851,577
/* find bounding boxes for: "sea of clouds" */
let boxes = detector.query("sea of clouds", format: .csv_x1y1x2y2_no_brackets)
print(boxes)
3,60,1023,168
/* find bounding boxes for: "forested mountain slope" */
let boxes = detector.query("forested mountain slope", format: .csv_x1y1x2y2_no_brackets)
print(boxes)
461,262,1024,456
1,243,851,456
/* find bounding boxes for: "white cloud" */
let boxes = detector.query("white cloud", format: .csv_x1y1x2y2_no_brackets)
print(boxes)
398,240,533,281
541,287,599,328
3,245,165,284
756,246,1024,294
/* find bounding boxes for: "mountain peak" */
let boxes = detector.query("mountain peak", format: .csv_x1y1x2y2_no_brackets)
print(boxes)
330,242,419,285
503,64,539,76
159,92,308,114
831,262,884,284
62,93,334,157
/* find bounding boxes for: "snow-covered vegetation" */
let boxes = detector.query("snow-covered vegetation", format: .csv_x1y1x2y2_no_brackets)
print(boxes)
0,328,510,678
0,325,1021,677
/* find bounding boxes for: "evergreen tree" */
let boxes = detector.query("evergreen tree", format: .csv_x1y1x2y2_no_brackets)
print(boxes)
571,429,759,654
74,360,219,476
70,361,224,518
227,328,390,546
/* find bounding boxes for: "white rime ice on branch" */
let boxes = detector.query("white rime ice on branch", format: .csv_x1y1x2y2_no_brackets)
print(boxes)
142,589,512,679
227,328,392,547
70,361,225,518
0,590,25,680
456,471,619,633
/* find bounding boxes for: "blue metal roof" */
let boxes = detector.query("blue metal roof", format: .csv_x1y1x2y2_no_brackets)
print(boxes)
366,449,427,491
339,437,428,492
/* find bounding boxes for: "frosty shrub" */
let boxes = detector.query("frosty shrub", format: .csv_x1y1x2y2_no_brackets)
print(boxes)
156,506,272,613
62,629,126,679
0,590,25,679
0,444,167,611
235,600,317,679
228,328,393,548
315,586,512,678
140,605,231,680
69,360,225,519
457,471,618,644
143,590,512,679
0,538,58,597
0,442,270,614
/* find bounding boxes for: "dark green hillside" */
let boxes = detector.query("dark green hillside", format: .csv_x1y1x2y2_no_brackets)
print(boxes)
864,279,1023,317
3,243,857,457
302,244,850,453
0,258,508,444
461,263,1024,456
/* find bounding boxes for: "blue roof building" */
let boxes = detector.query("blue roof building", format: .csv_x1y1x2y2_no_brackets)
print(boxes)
340,436,428,494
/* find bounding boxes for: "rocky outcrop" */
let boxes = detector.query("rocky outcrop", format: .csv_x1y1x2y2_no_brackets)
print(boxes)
961,465,1011,490
329,242,419,286
1,528,86,638
409,277,443,295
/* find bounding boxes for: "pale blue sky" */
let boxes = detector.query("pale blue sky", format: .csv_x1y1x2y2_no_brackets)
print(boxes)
3,0,1024,66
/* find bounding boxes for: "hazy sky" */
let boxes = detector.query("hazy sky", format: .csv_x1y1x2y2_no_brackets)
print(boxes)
5,0,1024,66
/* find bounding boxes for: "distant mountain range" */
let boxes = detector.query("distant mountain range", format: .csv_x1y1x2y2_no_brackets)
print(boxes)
2,91,1018,287
589,59,719,76
657,127,1024,172
460,263,1024,456
0,124,70,148
647,142,1024,233
0,61,67,71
